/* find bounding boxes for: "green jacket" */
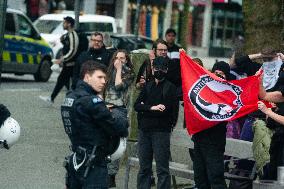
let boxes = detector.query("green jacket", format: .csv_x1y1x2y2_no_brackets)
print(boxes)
252,119,274,175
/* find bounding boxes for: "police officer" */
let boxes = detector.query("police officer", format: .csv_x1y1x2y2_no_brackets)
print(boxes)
61,60,128,189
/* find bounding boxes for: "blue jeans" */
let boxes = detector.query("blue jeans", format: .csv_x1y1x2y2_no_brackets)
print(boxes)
137,130,171,189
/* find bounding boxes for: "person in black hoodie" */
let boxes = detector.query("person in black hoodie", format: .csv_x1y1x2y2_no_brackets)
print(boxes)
72,32,111,89
135,56,178,189
136,39,181,92
192,61,232,189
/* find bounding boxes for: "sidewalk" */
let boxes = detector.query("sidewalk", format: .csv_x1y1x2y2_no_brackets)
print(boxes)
115,165,194,189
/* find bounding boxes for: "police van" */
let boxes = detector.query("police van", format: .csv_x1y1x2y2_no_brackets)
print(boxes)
34,12,117,59
3,9,53,82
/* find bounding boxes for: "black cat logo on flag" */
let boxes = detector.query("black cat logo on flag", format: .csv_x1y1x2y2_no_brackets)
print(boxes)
180,51,259,135
189,75,243,121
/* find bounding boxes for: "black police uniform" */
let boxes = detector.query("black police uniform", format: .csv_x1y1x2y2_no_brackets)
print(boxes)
61,80,128,189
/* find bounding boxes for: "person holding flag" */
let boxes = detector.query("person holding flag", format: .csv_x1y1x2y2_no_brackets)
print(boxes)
179,50,260,189
191,61,231,189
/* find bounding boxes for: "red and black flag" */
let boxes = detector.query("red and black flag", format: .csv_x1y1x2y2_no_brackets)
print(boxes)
180,51,259,135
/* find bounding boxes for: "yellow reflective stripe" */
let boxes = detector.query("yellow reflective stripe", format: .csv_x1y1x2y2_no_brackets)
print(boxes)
16,53,23,64
37,55,41,64
4,34,50,48
28,54,34,64
2,51,11,62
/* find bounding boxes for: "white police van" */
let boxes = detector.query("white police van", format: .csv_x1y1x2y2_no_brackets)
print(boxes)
34,12,117,59
3,9,53,82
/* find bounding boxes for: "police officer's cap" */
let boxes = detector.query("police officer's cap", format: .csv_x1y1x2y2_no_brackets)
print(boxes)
152,56,168,70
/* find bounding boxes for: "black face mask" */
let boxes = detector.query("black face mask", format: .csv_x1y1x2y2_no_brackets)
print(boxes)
215,73,225,80
154,70,166,80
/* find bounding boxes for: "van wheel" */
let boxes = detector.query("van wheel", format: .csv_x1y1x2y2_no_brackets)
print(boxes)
34,59,52,82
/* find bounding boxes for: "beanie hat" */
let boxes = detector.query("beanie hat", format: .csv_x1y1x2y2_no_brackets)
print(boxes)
212,61,230,79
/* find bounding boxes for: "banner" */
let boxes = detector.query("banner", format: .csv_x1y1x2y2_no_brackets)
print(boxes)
180,51,259,135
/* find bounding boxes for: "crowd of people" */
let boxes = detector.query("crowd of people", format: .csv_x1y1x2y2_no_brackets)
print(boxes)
37,15,284,189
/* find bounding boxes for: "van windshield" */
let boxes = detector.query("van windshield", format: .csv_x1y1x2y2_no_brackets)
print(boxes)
79,22,113,32
34,20,61,33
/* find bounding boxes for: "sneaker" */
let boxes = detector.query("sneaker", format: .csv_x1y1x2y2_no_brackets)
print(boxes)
39,95,53,104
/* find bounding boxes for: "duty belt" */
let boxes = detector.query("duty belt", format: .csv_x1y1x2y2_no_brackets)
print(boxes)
73,146,87,171
72,146,109,172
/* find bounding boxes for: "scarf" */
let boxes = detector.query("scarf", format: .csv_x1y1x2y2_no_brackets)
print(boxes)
262,58,283,90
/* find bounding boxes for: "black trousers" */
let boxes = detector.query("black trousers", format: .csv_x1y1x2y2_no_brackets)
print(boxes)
67,154,108,189
51,66,73,101
137,130,171,189
192,124,227,189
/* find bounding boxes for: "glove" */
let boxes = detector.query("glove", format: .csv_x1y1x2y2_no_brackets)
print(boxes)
0,104,11,127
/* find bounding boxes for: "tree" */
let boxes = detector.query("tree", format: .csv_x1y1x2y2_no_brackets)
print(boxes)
242,0,284,53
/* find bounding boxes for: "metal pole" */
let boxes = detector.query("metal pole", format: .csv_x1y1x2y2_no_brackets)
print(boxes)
0,0,7,85
134,0,141,37
83,0,97,14
202,0,212,53
74,0,80,30
163,0,173,35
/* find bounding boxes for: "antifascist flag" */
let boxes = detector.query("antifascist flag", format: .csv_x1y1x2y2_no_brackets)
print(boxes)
180,51,259,135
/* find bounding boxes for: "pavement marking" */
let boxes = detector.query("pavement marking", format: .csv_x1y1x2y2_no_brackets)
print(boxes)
1,88,42,92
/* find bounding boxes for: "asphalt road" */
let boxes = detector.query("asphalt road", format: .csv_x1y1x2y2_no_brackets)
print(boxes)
0,72,193,189
0,72,69,189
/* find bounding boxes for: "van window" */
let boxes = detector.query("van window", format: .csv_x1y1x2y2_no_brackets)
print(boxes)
16,15,33,37
5,13,15,34
34,20,62,33
79,22,113,33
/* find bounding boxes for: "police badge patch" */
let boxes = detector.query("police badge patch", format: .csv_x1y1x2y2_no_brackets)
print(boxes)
92,96,103,104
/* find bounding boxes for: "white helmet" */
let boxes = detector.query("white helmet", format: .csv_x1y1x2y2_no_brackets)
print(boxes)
110,137,127,161
0,117,20,149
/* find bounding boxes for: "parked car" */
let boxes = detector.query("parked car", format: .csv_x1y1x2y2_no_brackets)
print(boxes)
34,12,117,58
3,8,53,82
109,34,153,52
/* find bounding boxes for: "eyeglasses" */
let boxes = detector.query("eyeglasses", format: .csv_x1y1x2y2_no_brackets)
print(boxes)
156,49,168,52
91,39,103,43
